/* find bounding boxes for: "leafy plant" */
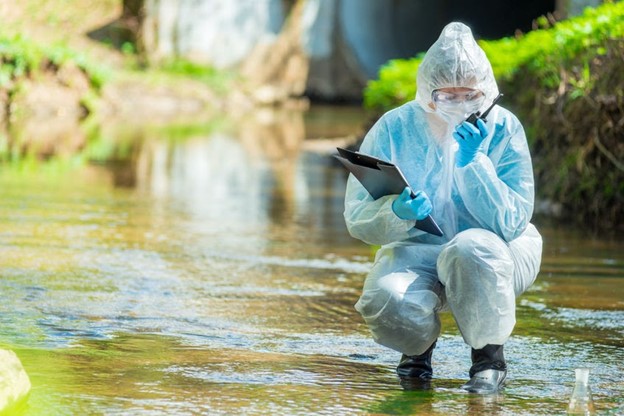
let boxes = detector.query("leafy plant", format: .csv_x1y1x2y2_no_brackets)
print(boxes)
364,57,421,111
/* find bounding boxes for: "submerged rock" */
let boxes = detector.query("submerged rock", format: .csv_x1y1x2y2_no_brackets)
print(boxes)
0,350,31,414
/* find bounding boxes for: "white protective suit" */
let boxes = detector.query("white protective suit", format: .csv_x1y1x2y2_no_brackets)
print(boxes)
346,22,542,356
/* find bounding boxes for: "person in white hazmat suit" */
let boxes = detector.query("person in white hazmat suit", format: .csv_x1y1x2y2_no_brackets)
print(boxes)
344,22,542,393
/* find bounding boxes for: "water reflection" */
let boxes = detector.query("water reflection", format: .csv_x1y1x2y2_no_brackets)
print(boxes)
0,106,623,415
124,107,354,256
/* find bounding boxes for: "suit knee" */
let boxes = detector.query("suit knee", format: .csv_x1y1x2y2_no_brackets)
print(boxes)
355,272,442,355
355,272,441,329
438,229,513,286
355,273,406,322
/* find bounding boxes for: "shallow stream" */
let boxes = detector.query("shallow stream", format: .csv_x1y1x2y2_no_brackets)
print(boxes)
0,106,623,415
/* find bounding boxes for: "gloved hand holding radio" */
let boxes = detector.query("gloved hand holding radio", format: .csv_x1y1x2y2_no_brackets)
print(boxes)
392,187,432,221
453,118,489,167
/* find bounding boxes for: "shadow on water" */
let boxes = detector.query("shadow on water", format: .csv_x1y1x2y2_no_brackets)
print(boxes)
0,106,623,415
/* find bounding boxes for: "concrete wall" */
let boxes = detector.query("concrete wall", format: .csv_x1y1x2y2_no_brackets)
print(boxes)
137,0,600,102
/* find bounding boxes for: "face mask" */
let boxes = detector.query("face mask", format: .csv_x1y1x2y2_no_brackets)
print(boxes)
436,98,484,126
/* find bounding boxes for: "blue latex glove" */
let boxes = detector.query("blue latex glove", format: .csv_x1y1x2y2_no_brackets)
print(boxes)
392,187,432,221
452,118,489,167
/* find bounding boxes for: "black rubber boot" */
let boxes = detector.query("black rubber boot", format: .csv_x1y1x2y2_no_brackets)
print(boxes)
462,344,507,394
469,344,506,377
396,341,436,380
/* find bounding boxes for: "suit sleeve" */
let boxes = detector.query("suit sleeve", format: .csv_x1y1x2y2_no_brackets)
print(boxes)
454,116,535,242
343,118,420,246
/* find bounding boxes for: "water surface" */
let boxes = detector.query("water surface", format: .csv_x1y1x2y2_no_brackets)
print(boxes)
1,106,623,415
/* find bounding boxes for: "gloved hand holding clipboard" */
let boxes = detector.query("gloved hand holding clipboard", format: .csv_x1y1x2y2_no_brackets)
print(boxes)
334,147,443,237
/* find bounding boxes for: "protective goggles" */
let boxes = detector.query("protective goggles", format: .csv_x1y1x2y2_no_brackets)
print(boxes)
431,89,484,104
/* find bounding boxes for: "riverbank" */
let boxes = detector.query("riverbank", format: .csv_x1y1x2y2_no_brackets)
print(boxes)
0,32,243,124
0,0,306,132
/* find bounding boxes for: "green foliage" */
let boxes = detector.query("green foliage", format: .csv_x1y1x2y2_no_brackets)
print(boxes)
363,57,421,111
0,34,43,86
121,41,136,56
482,0,624,88
364,1,624,112
0,33,110,90
46,43,111,89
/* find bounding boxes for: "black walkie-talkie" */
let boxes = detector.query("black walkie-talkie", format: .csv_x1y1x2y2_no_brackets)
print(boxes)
465,93,503,126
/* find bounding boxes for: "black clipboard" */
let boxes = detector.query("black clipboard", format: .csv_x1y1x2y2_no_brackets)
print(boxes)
335,147,443,237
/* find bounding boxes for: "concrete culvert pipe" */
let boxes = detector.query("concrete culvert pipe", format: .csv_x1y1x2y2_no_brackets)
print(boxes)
134,0,558,102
